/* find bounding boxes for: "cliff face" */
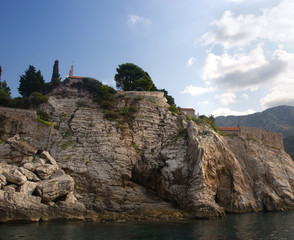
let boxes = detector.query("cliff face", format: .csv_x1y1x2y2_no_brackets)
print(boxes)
0,85,294,222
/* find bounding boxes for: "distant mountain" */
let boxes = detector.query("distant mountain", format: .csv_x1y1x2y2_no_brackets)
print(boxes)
215,105,294,138
284,135,294,160
215,105,294,160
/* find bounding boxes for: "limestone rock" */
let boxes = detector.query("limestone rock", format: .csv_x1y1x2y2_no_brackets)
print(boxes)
8,136,38,155
18,181,37,195
36,175,74,202
0,174,6,188
4,169,27,185
36,164,57,180
19,167,40,181
65,192,78,204
34,158,46,165
50,169,65,179
40,151,58,167
4,184,17,194
23,162,43,172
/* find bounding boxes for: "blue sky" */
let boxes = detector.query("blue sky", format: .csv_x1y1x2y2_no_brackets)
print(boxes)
1,0,294,116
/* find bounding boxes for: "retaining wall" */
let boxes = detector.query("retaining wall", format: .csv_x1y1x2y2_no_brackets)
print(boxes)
239,126,284,150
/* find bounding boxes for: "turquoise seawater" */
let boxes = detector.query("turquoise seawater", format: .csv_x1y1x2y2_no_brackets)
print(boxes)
0,211,293,240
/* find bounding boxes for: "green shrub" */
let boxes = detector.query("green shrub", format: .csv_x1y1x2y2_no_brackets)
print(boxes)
37,117,57,126
100,100,117,110
104,110,119,121
37,110,50,121
64,129,72,138
31,92,48,108
195,115,219,132
168,104,180,114
131,141,144,155
76,101,89,107
121,107,129,115
134,96,143,102
118,94,126,98
129,106,139,113
0,89,11,107
10,97,29,109
62,140,74,150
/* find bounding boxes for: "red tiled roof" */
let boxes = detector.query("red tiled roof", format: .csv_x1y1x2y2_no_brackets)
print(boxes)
69,76,84,79
218,127,240,131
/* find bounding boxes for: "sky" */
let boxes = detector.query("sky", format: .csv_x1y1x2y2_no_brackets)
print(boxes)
1,0,294,116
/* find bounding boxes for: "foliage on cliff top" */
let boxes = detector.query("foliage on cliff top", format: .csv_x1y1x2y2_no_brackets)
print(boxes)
115,63,154,91
51,60,61,86
71,77,116,103
30,92,49,108
195,115,219,133
18,65,45,97
115,63,175,105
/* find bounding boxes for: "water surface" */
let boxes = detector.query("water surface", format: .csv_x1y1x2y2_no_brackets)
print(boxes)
0,211,293,240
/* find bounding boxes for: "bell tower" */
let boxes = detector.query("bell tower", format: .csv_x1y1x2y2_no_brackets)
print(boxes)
69,65,74,77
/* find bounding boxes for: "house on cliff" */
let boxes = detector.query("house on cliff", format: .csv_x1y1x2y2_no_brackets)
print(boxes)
218,126,240,135
180,108,196,118
64,65,85,85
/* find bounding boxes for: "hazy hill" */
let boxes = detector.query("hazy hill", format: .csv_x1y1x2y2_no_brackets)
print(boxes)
215,105,294,138
284,135,294,160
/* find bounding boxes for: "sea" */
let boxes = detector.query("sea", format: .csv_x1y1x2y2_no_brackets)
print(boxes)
0,211,293,240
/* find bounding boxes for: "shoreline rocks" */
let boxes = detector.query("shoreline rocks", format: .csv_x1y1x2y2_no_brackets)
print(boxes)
0,137,91,222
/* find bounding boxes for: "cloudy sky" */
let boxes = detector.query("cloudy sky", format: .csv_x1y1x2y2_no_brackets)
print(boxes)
1,0,293,116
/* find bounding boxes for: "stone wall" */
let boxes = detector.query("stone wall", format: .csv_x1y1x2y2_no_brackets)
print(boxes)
0,107,37,119
118,91,165,98
180,108,195,118
0,107,51,149
239,126,284,150
118,91,168,106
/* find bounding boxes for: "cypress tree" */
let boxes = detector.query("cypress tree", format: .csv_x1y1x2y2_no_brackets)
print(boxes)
51,60,61,85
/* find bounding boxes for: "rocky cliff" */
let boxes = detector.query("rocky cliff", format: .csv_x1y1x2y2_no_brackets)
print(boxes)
0,85,294,222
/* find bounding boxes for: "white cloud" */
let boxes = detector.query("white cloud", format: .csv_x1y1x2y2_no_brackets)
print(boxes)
203,44,267,81
261,80,294,108
260,49,294,108
212,107,255,117
102,80,115,86
202,0,294,48
187,57,196,67
197,100,209,105
242,93,249,100
127,15,151,27
181,85,215,96
216,92,236,106
202,45,287,91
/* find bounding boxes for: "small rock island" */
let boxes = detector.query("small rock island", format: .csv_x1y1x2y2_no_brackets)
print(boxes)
0,76,294,222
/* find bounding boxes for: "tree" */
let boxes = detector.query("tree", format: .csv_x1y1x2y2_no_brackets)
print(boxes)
0,80,11,95
51,60,61,85
18,65,45,97
0,78,11,107
160,88,175,105
115,63,154,91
